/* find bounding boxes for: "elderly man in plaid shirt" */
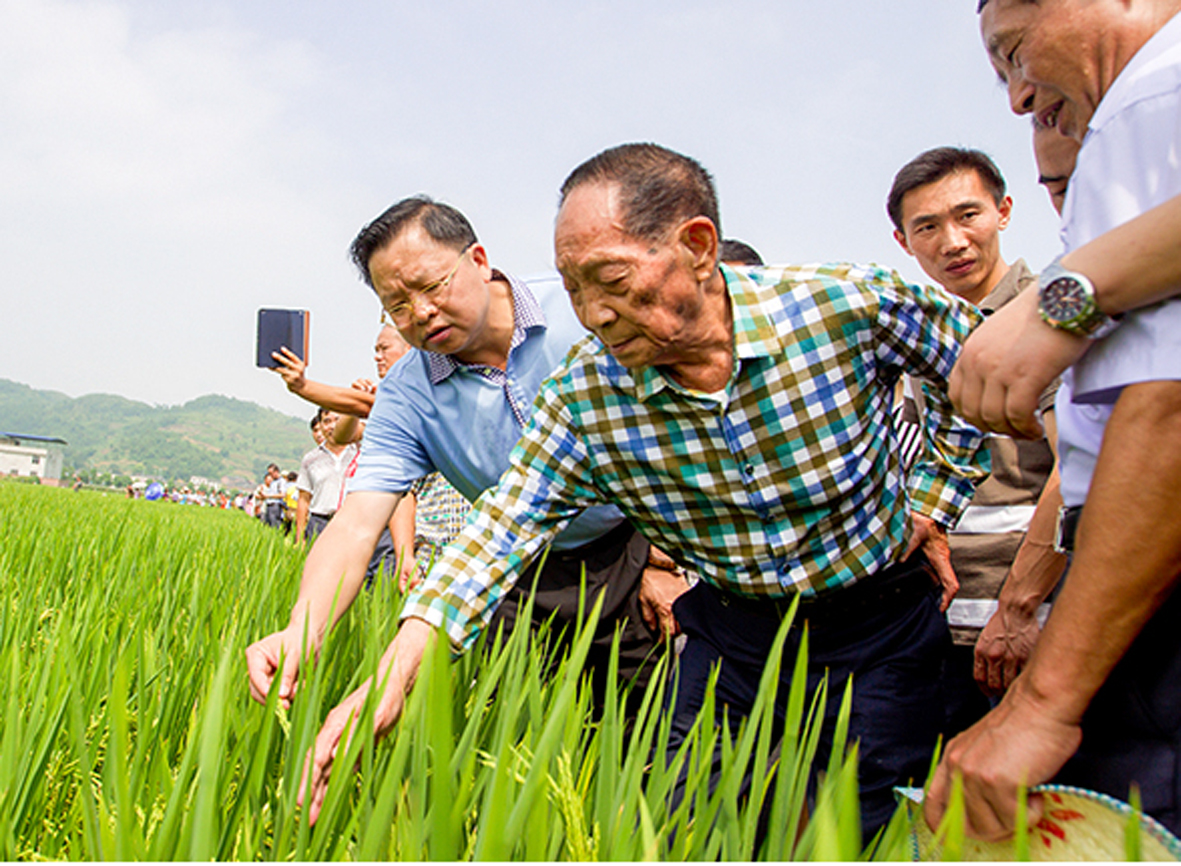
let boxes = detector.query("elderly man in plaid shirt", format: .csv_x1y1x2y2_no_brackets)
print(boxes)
299,143,989,835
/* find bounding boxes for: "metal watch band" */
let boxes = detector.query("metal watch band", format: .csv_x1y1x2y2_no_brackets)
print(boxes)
1037,258,1120,340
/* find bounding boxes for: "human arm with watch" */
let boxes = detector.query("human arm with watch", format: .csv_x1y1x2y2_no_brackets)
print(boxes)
949,192,1181,439
927,196,1181,840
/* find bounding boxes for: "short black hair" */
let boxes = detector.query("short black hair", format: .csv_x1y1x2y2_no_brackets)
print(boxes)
886,146,1007,233
349,196,478,288
720,239,764,266
559,143,721,242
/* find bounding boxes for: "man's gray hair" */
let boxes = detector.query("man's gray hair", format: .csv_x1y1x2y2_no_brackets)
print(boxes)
559,143,722,242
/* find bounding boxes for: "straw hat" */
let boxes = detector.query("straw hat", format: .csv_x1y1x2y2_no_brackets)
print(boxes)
897,784,1181,861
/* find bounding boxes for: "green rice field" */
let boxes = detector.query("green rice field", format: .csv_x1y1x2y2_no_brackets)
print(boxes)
1,480,1108,861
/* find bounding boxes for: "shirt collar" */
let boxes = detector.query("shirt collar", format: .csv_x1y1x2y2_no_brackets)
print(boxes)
425,269,547,385
978,258,1033,315
1088,10,1181,134
722,263,790,360
602,263,785,402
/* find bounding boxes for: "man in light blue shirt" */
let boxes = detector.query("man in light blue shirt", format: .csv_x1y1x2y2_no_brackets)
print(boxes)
246,196,686,711
351,268,623,552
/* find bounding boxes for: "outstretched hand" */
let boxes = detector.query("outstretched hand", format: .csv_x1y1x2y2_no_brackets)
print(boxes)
924,679,1082,840
398,560,421,594
245,626,308,709
298,682,370,825
297,618,434,825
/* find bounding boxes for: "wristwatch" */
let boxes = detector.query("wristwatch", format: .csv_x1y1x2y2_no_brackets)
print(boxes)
1037,257,1120,339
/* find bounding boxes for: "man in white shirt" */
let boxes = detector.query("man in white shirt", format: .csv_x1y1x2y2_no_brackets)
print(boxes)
295,410,358,543
927,0,1181,839
259,463,286,529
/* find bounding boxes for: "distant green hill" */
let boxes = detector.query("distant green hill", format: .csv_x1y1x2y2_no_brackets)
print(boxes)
0,379,313,488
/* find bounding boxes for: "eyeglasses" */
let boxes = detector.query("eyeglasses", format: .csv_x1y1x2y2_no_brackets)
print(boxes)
381,243,473,326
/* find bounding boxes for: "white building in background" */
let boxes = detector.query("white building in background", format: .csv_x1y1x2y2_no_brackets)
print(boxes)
0,433,67,485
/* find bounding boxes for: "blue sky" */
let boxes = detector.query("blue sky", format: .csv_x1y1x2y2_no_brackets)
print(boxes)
0,0,1063,418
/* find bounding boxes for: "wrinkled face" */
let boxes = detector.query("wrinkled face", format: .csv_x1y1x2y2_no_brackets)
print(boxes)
1032,121,1080,215
893,169,1012,305
373,325,409,378
368,226,494,362
980,0,1111,141
554,183,710,370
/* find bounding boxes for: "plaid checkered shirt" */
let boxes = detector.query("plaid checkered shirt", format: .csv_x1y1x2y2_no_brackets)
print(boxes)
402,261,989,651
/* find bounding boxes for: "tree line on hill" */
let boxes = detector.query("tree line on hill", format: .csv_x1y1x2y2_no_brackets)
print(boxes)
0,379,311,489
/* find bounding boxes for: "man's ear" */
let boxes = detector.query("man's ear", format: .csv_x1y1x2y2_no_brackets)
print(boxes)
997,195,1014,230
893,228,914,257
469,243,493,279
679,216,719,282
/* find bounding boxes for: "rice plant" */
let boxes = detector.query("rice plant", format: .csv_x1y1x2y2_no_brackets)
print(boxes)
0,481,915,860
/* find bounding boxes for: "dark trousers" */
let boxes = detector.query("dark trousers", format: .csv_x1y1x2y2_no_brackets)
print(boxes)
942,642,993,738
488,520,662,707
1054,568,1181,835
364,529,397,588
664,555,949,841
263,501,284,528
305,512,332,541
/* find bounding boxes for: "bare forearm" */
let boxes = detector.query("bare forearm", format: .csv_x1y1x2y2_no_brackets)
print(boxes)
372,617,434,730
1061,193,1181,315
288,491,401,640
1019,381,1181,722
998,471,1067,617
333,414,363,445
289,378,376,418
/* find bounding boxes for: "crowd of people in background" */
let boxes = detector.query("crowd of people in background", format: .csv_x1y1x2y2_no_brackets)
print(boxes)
233,0,1181,847
118,469,314,519
123,481,240,509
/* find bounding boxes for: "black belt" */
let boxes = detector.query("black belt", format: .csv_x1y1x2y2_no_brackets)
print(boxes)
310,511,334,520
1055,505,1083,554
715,554,936,627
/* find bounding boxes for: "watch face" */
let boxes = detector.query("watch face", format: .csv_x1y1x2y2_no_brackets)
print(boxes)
1042,275,1088,323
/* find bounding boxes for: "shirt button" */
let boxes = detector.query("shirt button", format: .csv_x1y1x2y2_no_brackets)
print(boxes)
743,464,755,476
